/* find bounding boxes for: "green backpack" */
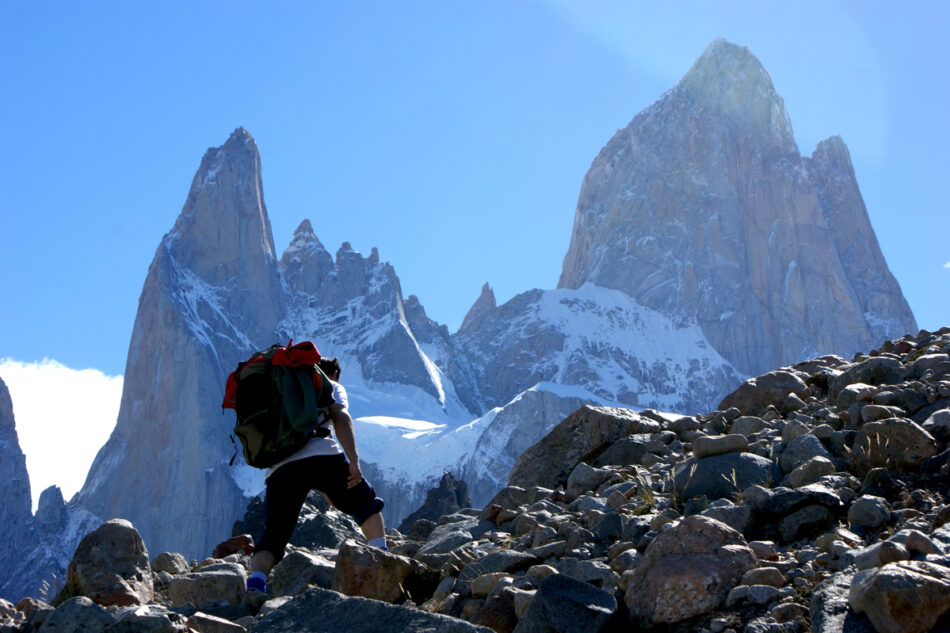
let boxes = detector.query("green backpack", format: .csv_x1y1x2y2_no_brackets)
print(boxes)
222,341,335,468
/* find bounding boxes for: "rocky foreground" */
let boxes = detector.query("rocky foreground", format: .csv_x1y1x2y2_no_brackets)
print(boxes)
2,328,949,633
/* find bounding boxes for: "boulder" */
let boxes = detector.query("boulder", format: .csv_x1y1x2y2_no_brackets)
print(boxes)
829,358,905,402
566,462,607,499
398,472,472,533
471,585,520,633
852,418,938,470
849,561,950,633
693,433,748,459
509,406,648,489
63,519,154,607
592,435,651,467
167,563,246,607
718,371,810,416
809,572,875,633
152,552,191,576
212,534,254,559
270,549,336,596
779,434,834,474
513,572,617,633
249,586,494,632
331,541,416,603
847,495,891,531
787,456,837,488
623,516,755,626
673,452,776,501
36,596,116,633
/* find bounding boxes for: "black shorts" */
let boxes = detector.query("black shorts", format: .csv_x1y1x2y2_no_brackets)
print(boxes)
253,453,384,562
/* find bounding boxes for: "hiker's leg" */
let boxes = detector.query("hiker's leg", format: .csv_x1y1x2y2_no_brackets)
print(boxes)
252,461,312,574
359,512,385,541
249,550,275,575
316,454,386,547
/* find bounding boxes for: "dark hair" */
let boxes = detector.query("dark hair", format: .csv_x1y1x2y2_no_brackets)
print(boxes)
318,357,341,380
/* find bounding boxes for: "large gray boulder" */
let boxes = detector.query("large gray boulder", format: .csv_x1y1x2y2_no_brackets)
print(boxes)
63,519,153,607
248,586,493,633
513,572,617,633
624,516,755,626
509,406,653,490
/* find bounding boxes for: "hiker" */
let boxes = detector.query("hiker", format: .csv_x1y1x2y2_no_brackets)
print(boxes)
245,357,386,594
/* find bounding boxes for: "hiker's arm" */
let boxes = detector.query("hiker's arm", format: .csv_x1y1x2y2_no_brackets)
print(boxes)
329,403,363,488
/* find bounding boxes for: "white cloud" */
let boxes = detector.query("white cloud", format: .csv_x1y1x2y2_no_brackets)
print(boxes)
944,261,950,269
0,358,122,511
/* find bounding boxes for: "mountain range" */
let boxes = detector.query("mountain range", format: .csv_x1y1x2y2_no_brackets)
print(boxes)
0,39,916,600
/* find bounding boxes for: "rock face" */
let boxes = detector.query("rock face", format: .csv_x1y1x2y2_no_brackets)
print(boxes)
0,378,34,601
557,39,916,378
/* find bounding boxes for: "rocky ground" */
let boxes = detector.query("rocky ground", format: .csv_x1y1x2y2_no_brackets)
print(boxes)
2,328,949,633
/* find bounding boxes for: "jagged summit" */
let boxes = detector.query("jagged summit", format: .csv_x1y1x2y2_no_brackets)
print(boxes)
558,39,915,377
0,377,14,429
459,282,496,331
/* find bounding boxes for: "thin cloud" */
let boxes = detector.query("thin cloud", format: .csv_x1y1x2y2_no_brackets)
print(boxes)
944,261,950,269
0,358,122,511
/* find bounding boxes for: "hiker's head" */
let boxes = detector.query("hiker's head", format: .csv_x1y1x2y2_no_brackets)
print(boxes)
319,357,341,381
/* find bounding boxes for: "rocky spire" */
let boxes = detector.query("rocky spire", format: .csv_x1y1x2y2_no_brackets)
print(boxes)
459,283,496,332
557,39,916,376
0,378,36,601
75,129,286,558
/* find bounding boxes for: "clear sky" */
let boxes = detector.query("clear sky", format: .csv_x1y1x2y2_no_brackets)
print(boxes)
0,1,948,504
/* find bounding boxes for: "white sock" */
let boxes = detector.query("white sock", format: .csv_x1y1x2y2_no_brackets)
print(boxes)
369,537,388,550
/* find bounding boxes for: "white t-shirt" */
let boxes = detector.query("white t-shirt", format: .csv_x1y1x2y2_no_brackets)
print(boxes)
265,380,347,478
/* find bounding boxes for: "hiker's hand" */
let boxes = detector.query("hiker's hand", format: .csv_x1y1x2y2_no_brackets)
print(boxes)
347,460,363,488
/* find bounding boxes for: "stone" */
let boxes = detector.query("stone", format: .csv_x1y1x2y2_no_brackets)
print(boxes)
780,433,834,474
459,550,539,587
849,561,950,633
623,516,755,626
835,383,877,411
787,456,837,488
152,552,191,576
270,549,336,596
566,462,607,499
673,452,776,501
693,433,749,459
167,563,246,607
924,408,950,443
417,519,478,555
471,586,519,633
36,596,116,633
830,357,905,403
512,572,617,633
592,435,651,467
471,572,510,599
847,495,890,531
249,586,494,632
741,567,785,588
186,611,246,633
719,371,811,417
331,541,418,604
731,416,767,437
859,404,903,423
779,505,834,542
810,572,876,633
212,534,254,559
852,418,938,470
508,406,649,489
63,519,154,607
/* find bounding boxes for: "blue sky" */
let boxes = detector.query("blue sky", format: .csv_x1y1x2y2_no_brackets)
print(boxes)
1,0,948,379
